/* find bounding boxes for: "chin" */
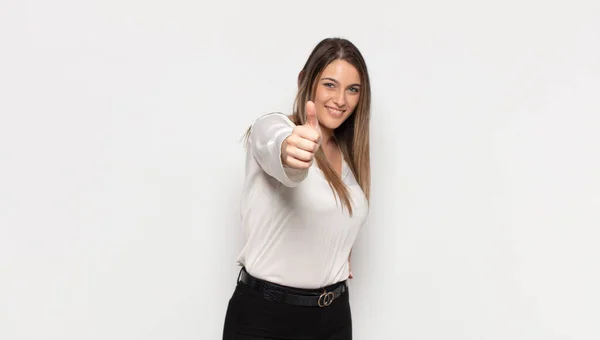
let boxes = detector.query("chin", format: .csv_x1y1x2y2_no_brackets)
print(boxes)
319,116,349,131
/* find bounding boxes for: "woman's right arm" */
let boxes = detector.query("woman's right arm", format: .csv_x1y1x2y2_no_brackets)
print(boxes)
248,113,309,187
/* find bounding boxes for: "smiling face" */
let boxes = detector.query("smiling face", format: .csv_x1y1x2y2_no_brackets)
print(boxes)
312,59,361,133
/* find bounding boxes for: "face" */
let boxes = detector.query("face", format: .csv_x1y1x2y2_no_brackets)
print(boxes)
312,59,361,132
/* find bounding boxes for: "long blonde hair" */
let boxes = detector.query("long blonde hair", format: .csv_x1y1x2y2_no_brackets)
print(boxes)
247,37,371,215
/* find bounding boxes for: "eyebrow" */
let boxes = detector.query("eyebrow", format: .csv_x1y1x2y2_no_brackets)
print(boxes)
320,77,361,87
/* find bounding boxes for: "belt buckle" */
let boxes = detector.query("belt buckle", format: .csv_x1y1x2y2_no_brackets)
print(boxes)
318,289,335,307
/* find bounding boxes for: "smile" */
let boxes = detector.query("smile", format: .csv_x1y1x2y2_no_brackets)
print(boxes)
325,106,345,116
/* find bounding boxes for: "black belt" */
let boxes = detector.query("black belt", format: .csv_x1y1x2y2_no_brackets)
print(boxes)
237,267,347,308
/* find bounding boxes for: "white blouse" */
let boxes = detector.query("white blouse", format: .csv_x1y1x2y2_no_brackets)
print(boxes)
236,113,369,289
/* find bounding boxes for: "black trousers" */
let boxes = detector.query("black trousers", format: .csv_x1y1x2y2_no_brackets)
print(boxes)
222,274,352,340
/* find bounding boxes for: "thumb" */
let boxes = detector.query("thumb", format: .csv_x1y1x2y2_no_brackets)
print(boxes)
305,101,319,129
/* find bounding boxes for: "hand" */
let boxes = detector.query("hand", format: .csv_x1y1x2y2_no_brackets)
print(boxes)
281,101,321,169
348,253,354,279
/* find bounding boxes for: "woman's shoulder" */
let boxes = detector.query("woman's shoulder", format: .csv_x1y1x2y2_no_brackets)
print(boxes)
251,112,296,128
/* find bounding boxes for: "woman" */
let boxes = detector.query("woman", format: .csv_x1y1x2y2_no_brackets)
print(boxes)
223,37,372,340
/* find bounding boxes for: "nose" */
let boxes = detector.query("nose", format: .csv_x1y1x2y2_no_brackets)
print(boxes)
333,89,346,107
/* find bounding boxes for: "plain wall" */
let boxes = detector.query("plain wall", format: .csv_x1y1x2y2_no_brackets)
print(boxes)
1,0,599,339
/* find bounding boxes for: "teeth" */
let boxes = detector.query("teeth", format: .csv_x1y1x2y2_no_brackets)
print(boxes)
327,107,344,115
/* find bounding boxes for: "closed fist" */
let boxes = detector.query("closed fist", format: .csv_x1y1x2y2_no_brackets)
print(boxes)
281,101,321,169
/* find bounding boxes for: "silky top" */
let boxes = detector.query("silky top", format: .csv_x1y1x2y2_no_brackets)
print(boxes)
235,112,369,289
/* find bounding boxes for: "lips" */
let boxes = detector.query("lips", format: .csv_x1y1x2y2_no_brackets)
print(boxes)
325,106,345,117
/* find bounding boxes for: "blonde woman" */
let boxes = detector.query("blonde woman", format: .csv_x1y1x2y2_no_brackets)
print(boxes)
223,37,372,340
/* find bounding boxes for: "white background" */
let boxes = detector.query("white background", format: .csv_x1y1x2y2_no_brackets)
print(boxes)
1,0,599,339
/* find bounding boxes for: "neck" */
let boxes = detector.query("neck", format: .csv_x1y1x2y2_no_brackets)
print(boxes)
320,127,338,148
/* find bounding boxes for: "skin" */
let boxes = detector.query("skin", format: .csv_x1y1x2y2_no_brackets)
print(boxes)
281,59,362,279
282,59,361,177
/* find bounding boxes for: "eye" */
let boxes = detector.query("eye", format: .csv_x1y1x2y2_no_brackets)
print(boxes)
323,82,335,88
348,87,360,93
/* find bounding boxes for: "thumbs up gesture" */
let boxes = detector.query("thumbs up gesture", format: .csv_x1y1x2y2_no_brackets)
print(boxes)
281,101,322,169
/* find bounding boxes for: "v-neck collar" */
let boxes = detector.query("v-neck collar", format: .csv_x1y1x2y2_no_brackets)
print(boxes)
340,156,350,180
313,155,350,181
